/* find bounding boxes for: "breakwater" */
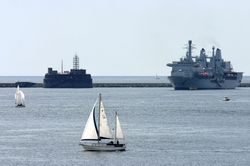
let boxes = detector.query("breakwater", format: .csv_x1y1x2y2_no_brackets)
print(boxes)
0,82,250,88
93,83,172,87
0,82,43,88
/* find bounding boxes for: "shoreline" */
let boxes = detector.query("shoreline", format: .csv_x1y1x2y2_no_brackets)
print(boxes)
0,82,250,88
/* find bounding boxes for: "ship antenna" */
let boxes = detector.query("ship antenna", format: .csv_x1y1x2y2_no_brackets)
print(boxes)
212,46,215,57
73,54,79,70
61,60,63,74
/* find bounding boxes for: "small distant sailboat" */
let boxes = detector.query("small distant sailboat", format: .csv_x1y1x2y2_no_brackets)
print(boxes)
15,85,25,107
79,94,126,151
155,74,160,79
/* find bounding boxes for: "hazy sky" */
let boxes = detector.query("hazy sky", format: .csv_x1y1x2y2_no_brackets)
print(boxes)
0,0,249,76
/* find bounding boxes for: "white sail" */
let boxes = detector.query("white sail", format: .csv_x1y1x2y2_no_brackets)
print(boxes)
99,101,113,139
15,85,19,101
15,86,25,106
115,112,124,139
81,101,98,140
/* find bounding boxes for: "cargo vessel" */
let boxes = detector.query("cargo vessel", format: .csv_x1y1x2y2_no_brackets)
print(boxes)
167,40,243,90
43,55,92,88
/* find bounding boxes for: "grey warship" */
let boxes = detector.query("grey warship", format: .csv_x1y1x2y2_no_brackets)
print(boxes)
43,55,92,88
167,40,243,90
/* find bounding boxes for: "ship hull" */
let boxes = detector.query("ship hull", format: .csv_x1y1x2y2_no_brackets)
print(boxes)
43,78,92,88
168,76,242,90
43,74,92,88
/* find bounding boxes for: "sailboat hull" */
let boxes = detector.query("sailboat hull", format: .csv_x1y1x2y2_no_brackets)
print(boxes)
16,104,25,107
80,143,126,151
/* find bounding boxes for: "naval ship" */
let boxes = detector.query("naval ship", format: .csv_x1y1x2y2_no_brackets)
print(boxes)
167,40,243,90
43,55,92,88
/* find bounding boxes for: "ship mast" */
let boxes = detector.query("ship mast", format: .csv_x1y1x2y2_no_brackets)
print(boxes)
73,54,79,70
61,60,63,74
212,46,215,57
187,40,194,62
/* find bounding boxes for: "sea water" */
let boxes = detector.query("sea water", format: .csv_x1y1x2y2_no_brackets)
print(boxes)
0,87,250,165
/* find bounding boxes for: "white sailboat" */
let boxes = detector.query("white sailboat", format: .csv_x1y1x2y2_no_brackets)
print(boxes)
79,94,126,151
15,85,25,107
155,74,160,79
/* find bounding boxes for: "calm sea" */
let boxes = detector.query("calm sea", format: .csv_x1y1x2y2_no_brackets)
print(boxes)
0,86,250,165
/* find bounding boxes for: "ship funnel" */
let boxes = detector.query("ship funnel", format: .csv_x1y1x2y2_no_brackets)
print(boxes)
73,54,79,70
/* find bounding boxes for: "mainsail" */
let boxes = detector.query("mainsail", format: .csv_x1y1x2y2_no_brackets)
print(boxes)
99,101,113,139
15,85,25,106
81,101,98,140
115,112,124,139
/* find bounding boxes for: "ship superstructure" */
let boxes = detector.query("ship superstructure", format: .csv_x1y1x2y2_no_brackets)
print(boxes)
167,40,243,90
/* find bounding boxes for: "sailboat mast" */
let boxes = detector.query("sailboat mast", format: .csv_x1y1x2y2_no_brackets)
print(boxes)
98,93,101,141
115,111,117,143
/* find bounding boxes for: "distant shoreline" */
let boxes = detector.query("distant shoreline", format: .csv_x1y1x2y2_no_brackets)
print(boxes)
0,82,250,88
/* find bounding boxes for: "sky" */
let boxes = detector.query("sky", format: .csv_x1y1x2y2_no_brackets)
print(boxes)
0,0,249,76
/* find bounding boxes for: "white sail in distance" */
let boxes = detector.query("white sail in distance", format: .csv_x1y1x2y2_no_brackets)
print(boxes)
115,112,124,139
15,85,25,106
99,100,113,139
81,100,98,140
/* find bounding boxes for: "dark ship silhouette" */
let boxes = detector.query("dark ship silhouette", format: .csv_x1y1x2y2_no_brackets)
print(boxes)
167,40,243,90
43,55,92,88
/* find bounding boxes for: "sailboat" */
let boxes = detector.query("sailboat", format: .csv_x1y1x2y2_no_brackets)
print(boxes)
155,74,160,79
79,94,126,151
15,85,25,107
